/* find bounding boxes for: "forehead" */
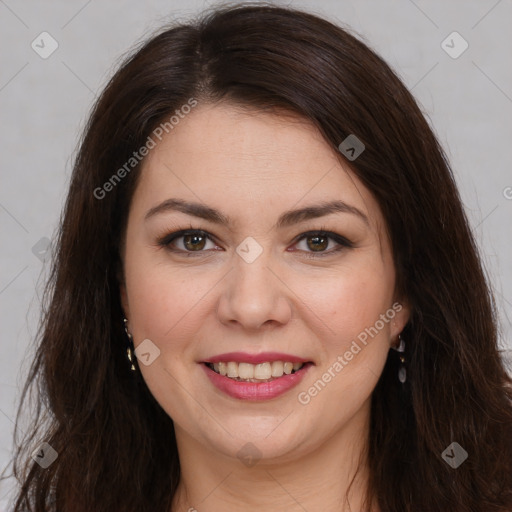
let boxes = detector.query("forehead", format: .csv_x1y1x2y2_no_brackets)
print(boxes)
131,102,381,230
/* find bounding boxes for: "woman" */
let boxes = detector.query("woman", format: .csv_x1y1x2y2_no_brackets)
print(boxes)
5,3,512,511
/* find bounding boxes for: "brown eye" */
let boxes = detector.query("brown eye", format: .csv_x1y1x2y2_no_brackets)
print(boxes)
158,229,217,254
293,230,353,257
306,234,329,252
183,233,207,251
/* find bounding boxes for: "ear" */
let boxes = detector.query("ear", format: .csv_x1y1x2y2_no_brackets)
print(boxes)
389,298,411,347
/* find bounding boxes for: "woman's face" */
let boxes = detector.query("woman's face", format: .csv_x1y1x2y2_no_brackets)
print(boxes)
120,102,409,463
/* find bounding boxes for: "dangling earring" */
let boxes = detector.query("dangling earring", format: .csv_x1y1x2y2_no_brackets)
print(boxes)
392,333,406,383
123,318,137,372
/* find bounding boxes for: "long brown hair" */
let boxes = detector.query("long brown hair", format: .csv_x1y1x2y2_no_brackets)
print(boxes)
4,3,512,511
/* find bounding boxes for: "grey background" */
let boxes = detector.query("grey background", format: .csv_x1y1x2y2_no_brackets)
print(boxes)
1,0,511,508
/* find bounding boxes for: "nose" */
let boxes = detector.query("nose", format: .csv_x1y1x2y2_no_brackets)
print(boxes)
216,250,292,331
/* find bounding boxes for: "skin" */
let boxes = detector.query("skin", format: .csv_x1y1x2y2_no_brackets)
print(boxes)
120,102,410,512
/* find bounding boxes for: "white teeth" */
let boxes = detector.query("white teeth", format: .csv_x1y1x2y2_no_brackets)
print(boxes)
209,360,305,380
254,362,272,380
218,362,228,376
227,362,238,378
238,363,254,379
271,361,284,377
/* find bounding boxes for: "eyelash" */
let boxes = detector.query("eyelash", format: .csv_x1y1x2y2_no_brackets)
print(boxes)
156,225,353,258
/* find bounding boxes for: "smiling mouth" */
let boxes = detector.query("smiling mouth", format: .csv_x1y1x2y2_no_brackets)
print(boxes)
205,361,308,383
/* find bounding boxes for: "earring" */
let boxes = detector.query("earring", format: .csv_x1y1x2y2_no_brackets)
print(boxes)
123,318,137,372
392,333,406,383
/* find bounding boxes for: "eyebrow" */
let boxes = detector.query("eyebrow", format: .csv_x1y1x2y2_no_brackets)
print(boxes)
144,198,369,228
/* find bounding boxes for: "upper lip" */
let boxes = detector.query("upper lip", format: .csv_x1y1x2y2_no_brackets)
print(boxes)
202,352,311,365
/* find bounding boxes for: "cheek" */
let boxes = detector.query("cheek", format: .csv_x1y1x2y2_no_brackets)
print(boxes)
298,260,395,408
124,250,209,343
295,266,395,420
303,259,395,345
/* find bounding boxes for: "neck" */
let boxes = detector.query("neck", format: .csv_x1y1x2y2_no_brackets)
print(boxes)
170,402,377,512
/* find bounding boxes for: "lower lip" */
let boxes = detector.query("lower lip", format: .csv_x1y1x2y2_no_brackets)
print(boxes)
201,363,313,401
